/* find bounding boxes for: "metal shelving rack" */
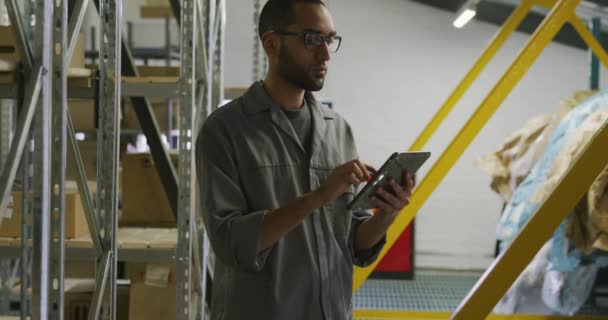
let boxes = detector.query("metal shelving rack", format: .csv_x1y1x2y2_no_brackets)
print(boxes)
0,0,226,318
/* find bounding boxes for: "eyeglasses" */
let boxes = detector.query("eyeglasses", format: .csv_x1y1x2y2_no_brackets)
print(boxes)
273,31,342,53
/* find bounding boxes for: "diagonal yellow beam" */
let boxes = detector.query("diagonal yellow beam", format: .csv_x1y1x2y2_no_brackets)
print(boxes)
353,0,581,292
409,0,533,151
533,0,608,69
451,119,608,319
569,15,608,69
353,0,532,290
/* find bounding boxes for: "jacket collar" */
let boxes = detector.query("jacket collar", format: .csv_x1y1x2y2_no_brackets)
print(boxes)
241,81,334,158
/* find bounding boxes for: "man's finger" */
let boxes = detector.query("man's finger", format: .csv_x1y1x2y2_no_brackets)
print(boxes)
370,196,394,213
375,187,402,208
354,160,370,180
349,162,366,182
365,165,377,174
404,171,414,191
348,174,361,186
388,178,408,200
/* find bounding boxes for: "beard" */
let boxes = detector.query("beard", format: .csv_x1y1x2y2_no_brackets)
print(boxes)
278,44,325,92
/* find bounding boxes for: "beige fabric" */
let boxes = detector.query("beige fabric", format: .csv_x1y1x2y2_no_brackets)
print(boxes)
524,105,608,253
530,107,608,204
476,91,596,202
476,113,552,201
589,165,608,251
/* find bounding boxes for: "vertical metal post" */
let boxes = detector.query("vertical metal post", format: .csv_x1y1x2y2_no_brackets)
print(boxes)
0,101,12,171
252,0,262,82
166,16,174,138
31,0,54,317
194,0,212,132
20,138,33,319
0,0,12,182
178,0,196,317
0,0,7,25
48,0,68,317
589,17,600,90
19,66,36,320
166,17,172,66
211,0,224,113
98,0,121,318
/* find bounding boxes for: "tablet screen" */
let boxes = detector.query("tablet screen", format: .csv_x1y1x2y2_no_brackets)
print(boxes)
346,152,431,211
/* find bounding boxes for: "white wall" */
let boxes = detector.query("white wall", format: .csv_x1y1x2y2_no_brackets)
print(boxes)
222,0,608,270
87,0,608,270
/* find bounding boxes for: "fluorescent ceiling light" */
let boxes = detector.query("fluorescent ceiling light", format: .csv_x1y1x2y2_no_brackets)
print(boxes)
453,8,477,28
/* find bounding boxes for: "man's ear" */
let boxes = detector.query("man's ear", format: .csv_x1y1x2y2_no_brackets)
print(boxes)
261,32,279,59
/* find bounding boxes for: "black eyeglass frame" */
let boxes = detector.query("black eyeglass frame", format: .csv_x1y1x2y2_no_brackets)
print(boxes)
271,30,342,53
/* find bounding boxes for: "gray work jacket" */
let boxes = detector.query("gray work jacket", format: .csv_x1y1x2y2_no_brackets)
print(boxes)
196,82,385,320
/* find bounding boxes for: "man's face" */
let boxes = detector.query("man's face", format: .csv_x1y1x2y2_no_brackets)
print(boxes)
276,3,336,91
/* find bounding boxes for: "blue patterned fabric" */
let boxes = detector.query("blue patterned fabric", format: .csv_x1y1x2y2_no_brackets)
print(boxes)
496,90,608,272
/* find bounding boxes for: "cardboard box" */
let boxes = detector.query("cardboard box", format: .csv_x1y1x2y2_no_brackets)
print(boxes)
66,140,126,187
66,141,99,181
64,279,129,320
128,263,176,320
68,99,96,130
65,262,96,279
144,0,169,6
121,153,178,227
122,99,179,133
0,26,85,69
0,190,89,239
137,65,179,77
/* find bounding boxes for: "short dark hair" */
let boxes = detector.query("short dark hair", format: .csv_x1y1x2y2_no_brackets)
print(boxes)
258,0,326,39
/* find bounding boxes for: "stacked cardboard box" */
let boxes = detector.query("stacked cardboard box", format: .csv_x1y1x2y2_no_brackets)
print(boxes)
0,189,89,239
122,66,180,133
121,152,178,227
64,279,129,320
0,26,85,69
127,263,176,320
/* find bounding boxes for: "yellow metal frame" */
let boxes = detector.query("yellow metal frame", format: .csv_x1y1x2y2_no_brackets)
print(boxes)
354,1,608,318
451,123,608,318
353,0,600,292
408,0,534,152
534,0,608,68
355,309,608,320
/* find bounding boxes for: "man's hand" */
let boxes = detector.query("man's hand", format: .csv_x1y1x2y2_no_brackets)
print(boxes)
370,171,414,216
315,160,375,205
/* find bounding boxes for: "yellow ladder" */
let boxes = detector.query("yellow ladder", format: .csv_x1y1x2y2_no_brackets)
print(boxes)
353,0,608,318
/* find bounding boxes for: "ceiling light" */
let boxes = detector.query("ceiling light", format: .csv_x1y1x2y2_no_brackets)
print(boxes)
453,1,478,29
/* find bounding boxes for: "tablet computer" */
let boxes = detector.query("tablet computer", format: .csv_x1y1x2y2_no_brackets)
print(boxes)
346,151,431,211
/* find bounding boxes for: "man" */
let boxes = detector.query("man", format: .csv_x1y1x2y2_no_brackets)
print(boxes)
196,1,414,319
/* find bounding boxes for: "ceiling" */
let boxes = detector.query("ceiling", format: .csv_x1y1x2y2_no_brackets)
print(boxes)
411,0,608,50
